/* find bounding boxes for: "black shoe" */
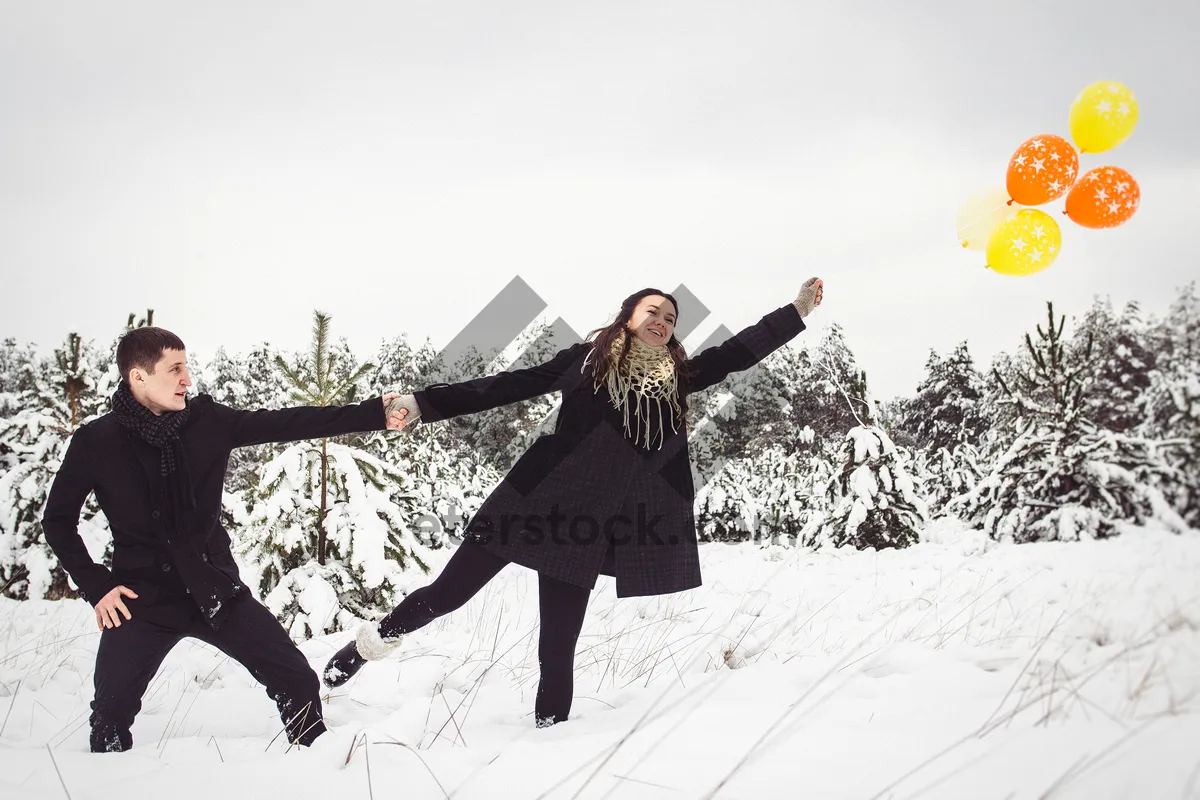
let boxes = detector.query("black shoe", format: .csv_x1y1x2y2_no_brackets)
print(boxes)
323,640,367,688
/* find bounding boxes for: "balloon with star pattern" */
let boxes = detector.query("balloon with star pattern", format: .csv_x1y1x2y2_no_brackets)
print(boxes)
958,80,1144,277
1070,81,1138,154
985,208,1062,277
1065,166,1141,229
956,187,1017,251
1006,134,1079,207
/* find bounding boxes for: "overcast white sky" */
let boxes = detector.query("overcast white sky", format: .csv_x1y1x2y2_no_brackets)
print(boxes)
2,1,1197,399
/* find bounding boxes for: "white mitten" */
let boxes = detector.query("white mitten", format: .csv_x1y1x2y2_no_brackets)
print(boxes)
386,393,421,424
793,277,824,318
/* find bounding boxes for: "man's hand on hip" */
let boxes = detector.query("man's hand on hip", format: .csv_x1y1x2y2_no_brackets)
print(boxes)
95,586,139,630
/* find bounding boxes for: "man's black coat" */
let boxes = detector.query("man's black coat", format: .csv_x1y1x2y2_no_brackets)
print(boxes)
42,396,388,628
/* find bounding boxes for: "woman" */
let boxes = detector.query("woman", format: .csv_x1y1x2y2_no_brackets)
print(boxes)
323,278,825,728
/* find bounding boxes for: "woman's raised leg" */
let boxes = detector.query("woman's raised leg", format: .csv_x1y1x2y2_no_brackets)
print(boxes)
322,539,509,687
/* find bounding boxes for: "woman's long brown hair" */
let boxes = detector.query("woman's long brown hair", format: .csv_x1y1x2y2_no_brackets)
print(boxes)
583,288,696,417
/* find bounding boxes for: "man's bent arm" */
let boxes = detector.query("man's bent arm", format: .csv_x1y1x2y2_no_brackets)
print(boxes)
41,428,117,605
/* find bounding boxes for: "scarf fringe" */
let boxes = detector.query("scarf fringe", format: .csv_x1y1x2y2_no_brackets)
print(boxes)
583,330,683,450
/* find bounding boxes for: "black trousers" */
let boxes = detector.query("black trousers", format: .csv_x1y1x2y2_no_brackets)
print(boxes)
376,539,591,727
90,593,325,753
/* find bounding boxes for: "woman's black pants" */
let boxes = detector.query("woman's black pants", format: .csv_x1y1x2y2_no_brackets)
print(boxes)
376,539,591,727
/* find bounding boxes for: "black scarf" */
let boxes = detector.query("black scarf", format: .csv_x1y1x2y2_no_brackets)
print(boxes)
111,381,243,627
111,380,196,516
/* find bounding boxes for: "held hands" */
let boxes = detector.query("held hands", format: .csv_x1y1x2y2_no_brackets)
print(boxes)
793,277,825,319
382,393,420,431
95,586,138,630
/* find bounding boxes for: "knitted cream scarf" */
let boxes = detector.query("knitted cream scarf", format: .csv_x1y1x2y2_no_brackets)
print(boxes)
584,328,683,450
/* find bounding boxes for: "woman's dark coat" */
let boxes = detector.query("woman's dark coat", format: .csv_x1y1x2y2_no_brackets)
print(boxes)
41,397,388,628
413,302,806,598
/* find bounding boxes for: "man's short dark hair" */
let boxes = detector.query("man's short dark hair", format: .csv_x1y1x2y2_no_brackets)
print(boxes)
116,327,187,379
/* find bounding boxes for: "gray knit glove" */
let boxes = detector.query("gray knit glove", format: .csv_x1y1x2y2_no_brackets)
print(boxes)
792,277,824,318
384,393,421,425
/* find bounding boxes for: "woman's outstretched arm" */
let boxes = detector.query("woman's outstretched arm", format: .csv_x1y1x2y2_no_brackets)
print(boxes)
685,278,823,395
407,341,589,424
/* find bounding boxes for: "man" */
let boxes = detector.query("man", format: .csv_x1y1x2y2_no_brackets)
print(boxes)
41,326,410,753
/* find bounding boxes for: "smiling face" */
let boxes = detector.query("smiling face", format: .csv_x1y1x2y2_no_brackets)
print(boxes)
129,349,193,415
626,295,677,348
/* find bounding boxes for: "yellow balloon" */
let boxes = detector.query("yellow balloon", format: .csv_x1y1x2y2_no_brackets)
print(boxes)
1069,81,1138,154
956,187,1017,251
985,209,1062,277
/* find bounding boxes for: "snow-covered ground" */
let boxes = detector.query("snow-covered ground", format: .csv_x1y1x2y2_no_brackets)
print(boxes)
2,521,1198,799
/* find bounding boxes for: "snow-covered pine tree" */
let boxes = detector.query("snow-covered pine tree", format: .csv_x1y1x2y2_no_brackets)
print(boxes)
683,361,767,501
892,341,990,516
747,442,824,544
897,342,988,453
876,396,917,450
693,458,749,543
915,440,986,515
0,339,34,592
687,323,877,546
0,338,36,423
681,319,859,536
689,342,800,462
808,424,930,550
983,347,1024,435
687,322,868,513
283,335,373,402
237,311,431,639
240,440,427,638
1,338,38,473
0,332,115,599
950,302,1188,542
372,332,440,400
1142,283,1200,523
786,323,873,448
684,390,732,508
693,435,829,545
1072,297,1156,434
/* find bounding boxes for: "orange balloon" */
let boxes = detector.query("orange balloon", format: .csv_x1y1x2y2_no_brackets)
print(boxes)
1006,134,1080,206
1065,166,1141,229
